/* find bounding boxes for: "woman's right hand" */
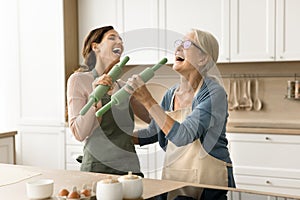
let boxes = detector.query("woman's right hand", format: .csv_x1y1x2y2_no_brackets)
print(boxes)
92,74,113,89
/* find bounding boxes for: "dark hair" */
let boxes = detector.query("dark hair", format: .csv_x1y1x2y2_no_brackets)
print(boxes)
78,26,114,72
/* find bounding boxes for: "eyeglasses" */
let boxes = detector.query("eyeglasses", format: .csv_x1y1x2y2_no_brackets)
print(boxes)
174,39,203,51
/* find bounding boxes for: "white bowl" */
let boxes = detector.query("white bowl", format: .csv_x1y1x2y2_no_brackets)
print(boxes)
26,179,54,199
118,175,143,199
96,179,123,200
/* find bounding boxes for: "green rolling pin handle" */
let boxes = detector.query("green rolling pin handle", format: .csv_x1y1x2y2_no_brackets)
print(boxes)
79,56,130,115
95,58,168,117
140,57,168,82
151,57,168,71
80,98,95,116
95,101,113,117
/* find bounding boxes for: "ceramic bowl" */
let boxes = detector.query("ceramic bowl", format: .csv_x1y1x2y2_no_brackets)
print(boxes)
26,179,54,199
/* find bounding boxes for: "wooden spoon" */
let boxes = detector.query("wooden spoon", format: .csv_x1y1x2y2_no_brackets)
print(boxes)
253,79,262,111
232,80,239,110
245,79,253,111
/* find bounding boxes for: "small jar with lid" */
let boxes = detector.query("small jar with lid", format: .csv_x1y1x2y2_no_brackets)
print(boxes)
118,171,143,199
96,177,123,200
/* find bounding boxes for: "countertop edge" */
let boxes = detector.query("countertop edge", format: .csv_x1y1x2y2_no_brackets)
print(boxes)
0,130,17,138
226,126,300,135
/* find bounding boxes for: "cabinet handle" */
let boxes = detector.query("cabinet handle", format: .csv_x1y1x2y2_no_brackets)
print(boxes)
265,136,271,141
265,180,271,184
270,56,274,59
280,56,283,59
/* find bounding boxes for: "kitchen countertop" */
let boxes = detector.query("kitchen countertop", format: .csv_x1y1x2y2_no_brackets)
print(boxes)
1,164,300,199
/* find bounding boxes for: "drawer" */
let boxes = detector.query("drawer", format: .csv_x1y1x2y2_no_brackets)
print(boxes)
66,145,83,164
235,174,300,196
228,133,300,172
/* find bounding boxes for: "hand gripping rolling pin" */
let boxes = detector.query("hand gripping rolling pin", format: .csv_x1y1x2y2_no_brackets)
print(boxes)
79,56,130,115
95,57,168,117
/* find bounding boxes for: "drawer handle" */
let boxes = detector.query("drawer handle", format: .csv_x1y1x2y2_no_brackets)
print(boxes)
265,180,271,184
265,137,271,141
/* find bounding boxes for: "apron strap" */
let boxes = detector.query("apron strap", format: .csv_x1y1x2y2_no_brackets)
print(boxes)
225,162,233,167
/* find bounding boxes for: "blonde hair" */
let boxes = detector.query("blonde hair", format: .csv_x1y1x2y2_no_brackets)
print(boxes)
192,29,219,76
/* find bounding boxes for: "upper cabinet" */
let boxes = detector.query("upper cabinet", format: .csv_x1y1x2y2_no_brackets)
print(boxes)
230,0,275,62
231,0,300,62
77,0,300,64
276,0,300,61
162,0,230,63
120,0,160,64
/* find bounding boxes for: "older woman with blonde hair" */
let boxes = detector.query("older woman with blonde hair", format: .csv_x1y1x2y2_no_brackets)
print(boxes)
126,29,235,199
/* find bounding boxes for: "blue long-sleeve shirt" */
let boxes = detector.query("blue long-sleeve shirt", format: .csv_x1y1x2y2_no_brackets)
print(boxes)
138,76,232,164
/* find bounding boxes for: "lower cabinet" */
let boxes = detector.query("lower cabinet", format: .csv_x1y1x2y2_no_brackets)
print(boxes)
227,132,300,196
20,126,65,169
135,143,165,179
0,131,17,164
65,127,166,177
65,128,83,170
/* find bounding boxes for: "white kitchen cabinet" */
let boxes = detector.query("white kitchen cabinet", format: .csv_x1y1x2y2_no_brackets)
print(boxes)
230,0,275,62
276,0,300,61
77,0,119,65
77,0,161,65
0,131,17,164
120,0,161,64
135,143,165,179
65,128,83,170
20,126,65,169
230,0,300,62
17,0,66,169
77,0,300,63
227,132,300,196
162,0,230,63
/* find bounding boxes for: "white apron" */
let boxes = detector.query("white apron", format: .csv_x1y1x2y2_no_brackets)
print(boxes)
161,86,230,199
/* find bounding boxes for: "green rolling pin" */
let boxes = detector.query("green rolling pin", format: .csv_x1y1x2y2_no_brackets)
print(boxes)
79,56,130,115
95,57,168,117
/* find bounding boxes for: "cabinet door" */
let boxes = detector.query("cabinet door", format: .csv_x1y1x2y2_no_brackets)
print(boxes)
0,137,14,164
20,126,65,169
18,0,65,125
230,0,275,62
77,0,119,64
163,0,230,63
276,0,300,61
120,0,160,64
18,0,66,169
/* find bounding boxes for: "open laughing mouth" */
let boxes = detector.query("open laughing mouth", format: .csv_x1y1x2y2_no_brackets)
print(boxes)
175,55,185,62
112,47,122,56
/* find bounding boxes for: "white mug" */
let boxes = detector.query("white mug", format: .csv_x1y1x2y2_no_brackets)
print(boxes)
96,179,123,200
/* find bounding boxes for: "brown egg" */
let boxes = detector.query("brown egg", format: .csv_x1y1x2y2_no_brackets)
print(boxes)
67,186,80,199
58,188,69,197
81,188,91,197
